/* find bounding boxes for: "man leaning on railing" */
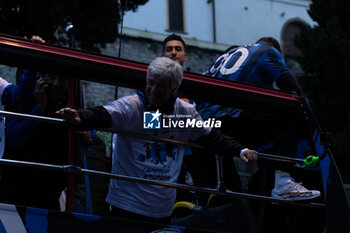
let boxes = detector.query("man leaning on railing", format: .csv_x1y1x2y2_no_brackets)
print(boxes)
57,56,258,224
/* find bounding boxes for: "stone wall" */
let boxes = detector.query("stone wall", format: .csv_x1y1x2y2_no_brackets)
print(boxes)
0,35,303,157
0,35,306,108
0,65,17,84
0,35,222,108
102,35,222,73
82,35,223,108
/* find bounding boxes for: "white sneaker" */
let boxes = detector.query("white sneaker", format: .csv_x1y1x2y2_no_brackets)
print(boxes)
271,178,321,201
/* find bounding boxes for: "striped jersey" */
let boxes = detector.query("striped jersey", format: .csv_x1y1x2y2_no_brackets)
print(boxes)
204,42,289,87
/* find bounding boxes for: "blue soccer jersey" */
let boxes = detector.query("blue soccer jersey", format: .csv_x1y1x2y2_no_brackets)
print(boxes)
205,42,289,88
198,42,293,119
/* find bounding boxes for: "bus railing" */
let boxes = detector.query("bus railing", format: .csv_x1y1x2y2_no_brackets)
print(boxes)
0,110,325,210
0,158,324,209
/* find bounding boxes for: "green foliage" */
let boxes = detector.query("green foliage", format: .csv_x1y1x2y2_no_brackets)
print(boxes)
97,131,112,157
295,0,350,180
0,0,148,51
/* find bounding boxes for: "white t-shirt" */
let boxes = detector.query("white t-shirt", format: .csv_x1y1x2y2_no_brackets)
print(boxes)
0,77,10,158
104,93,211,218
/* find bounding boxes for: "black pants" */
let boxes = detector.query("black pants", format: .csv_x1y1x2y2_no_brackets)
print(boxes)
185,111,302,203
219,111,303,197
110,205,171,225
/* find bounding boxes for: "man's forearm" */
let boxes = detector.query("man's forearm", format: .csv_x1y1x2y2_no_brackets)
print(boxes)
277,73,302,95
195,128,244,157
77,106,112,130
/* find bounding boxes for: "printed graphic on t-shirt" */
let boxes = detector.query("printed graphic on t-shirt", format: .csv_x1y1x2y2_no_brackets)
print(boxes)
138,141,178,181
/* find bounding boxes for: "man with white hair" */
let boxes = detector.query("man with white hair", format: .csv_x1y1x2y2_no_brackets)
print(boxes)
57,57,257,223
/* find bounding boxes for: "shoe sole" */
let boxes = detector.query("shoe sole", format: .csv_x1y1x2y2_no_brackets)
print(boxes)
272,192,321,201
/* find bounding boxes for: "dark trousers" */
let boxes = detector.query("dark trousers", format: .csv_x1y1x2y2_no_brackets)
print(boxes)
110,205,171,225
184,111,302,203
220,111,303,197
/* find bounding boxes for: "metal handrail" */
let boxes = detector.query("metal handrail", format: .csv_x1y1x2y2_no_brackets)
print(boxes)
0,158,325,208
1,110,325,208
258,152,305,164
0,110,65,124
0,110,317,164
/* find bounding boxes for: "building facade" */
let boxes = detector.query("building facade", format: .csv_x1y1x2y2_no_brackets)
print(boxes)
122,0,314,57
1,0,315,101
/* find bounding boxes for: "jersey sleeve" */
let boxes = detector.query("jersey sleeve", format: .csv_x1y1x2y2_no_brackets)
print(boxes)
0,70,38,110
265,47,290,81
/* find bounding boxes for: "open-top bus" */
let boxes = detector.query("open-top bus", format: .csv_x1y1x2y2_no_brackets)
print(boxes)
0,34,349,233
